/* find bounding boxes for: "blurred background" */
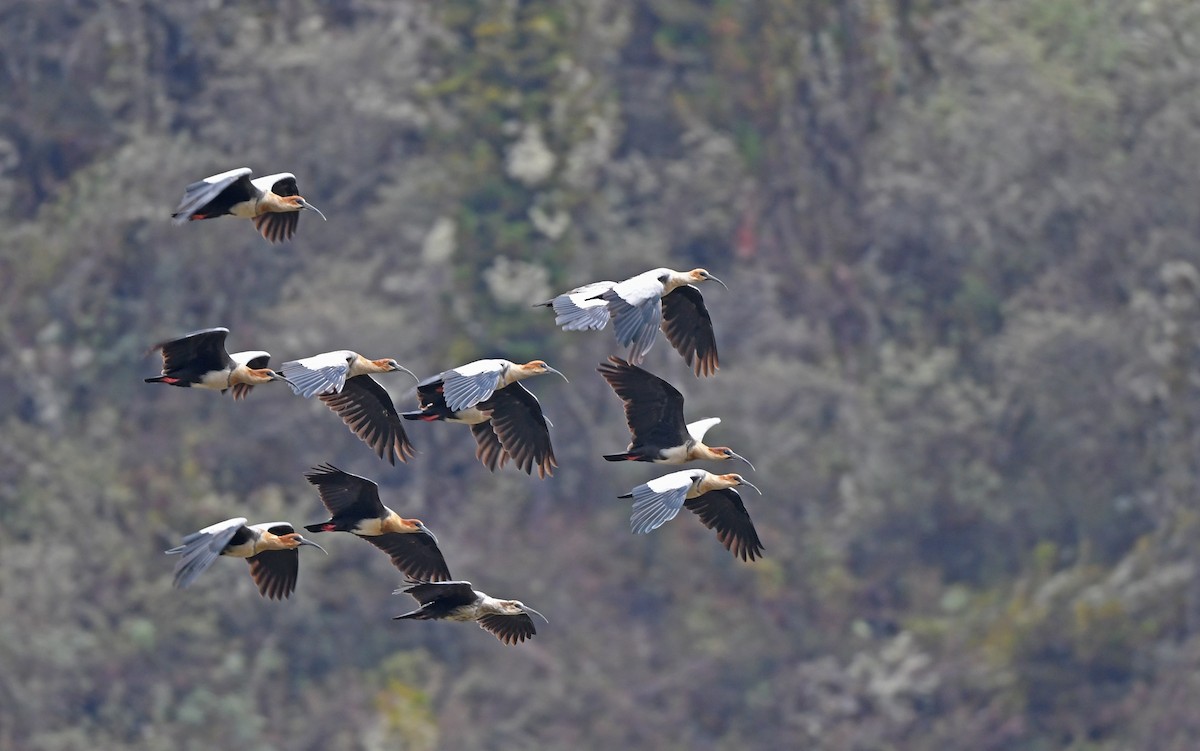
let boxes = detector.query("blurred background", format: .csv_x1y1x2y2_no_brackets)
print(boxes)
4,0,1200,748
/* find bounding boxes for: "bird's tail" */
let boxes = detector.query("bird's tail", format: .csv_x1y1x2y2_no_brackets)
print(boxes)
603,452,642,462
144,375,180,385
400,407,443,422
393,608,433,621
617,491,633,499
303,521,338,534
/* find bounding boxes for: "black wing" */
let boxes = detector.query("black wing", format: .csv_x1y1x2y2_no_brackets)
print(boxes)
684,488,763,562
153,327,233,375
478,613,537,645
481,383,556,478
661,285,719,377
246,550,300,600
319,375,415,465
304,463,385,519
403,580,477,608
254,212,299,244
470,421,509,471
171,168,255,223
596,356,688,447
365,532,452,581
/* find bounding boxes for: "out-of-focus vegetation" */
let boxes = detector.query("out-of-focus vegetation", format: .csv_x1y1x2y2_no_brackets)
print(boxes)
5,0,1200,748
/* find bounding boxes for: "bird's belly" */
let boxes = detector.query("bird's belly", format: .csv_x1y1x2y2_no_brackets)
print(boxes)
448,407,490,425
353,519,385,536
196,370,231,390
657,445,690,463
445,608,478,622
228,200,259,219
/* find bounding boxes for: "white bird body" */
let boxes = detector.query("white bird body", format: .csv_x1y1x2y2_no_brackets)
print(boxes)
394,580,549,644
437,358,566,413
618,470,764,561
280,351,418,465
543,267,726,374
165,516,325,599
171,167,325,243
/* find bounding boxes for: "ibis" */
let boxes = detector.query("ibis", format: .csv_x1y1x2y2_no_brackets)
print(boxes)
302,464,451,582
538,267,726,376
171,167,326,243
394,580,548,645
597,356,754,468
618,470,764,561
144,326,288,398
165,517,326,600
401,359,564,478
280,350,418,465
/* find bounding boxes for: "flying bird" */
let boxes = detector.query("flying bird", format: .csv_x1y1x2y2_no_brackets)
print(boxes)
302,464,450,582
144,327,288,398
165,517,326,600
401,359,564,477
281,350,418,465
171,167,326,243
597,356,754,468
618,470,764,561
538,267,726,376
394,580,548,645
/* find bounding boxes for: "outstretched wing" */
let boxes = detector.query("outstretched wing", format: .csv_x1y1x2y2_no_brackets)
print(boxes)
596,357,688,448
684,488,764,562
364,532,452,582
304,463,385,518
481,384,556,478
319,375,415,465
153,327,233,376
165,517,247,590
542,281,615,331
470,421,510,471
246,549,300,600
624,471,694,534
440,360,505,412
171,167,254,224
478,612,538,645
661,285,718,377
281,351,353,398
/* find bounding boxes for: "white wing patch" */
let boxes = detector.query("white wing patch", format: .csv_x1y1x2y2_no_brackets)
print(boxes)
686,417,721,443
281,350,355,398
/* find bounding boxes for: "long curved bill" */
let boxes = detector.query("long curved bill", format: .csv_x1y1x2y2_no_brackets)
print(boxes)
393,364,419,383
546,366,569,384
522,604,550,624
299,199,327,222
269,370,294,386
706,274,728,290
415,521,439,545
730,452,756,472
739,479,762,495
298,537,328,554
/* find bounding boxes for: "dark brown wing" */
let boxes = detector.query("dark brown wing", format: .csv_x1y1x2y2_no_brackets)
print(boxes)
254,212,299,244
153,327,233,375
596,356,688,447
480,383,556,478
365,532,452,581
319,375,415,465
245,550,300,600
403,580,477,608
304,463,385,518
470,421,509,471
478,613,537,645
684,488,763,562
661,285,719,377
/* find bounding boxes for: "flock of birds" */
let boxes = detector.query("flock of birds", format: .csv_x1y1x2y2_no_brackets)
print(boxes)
153,167,764,644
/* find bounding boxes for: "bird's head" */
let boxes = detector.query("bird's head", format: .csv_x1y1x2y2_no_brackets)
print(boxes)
521,360,569,383
505,600,550,623
720,473,761,494
374,358,418,382
284,195,327,221
690,268,728,289
407,519,438,543
281,533,327,554
712,447,756,471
